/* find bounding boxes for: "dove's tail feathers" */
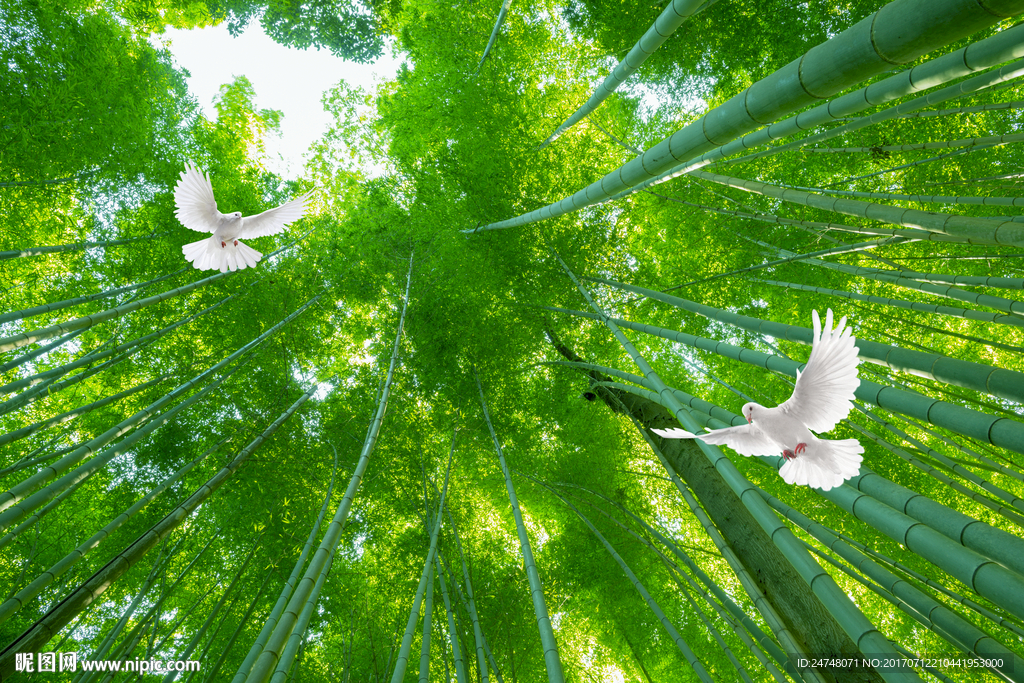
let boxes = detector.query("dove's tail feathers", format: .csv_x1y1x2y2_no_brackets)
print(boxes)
650,428,699,439
779,437,863,491
182,237,262,272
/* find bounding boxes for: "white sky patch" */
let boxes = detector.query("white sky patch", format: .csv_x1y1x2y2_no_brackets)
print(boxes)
314,381,334,400
150,25,403,179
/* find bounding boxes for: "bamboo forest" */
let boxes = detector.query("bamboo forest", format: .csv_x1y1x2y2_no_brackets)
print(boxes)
4,0,1024,680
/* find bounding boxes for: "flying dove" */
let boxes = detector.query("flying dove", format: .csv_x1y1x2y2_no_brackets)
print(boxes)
653,309,863,491
174,161,313,272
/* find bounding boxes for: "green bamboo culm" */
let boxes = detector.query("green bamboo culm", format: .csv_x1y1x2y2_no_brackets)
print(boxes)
205,567,277,683
571,485,792,680
388,429,457,683
587,275,1024,403
611,33,1024,201
547,300,1024,457
716,55,1024,170
754,279,1024,331
0,292,324,525
0,287,241,411
465,0,1024,232
441,512,498,682
773,180,1024,214
598,359,1024,623
475,365,566,682
245,255,413,683
750,238,1024,318
434,554,468,683
231,448,342,683
618,361,1024,588
800,131,1024,159
850,405,1024,525
0,266,187,325
0,340,137,418
0,233,167,260
692,168,1024,247
538,0,710,147
417,541,436,683
0,436,231,622
617,401,812,681
757,489,1022,681
0,328,86,373
0,373,172,449
856,266,1024,290
555,254,918,682
475,0,513,75
0,381,321,680
268,529,337,683
0,270,232,353
0,352,253,535
266,448,342,683
160,535,263,683
72,538,181,683
531,476,715,682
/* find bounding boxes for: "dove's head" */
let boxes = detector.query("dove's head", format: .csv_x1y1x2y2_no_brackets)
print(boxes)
741,402,762,424
231,212,242,220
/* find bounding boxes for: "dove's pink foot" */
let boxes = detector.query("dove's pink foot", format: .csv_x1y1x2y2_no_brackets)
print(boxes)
220,241,226,248
782,449,796,461
794,442,807,454
233,240,238,246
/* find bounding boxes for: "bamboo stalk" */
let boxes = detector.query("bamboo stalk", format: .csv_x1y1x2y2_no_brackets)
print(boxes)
434,554,468,683
752,238,1024,318
538,0,709,147
755,279,1024,330
475,366,565,682
0,267,187,325
555,255,910,681
161,535,262,683
588,276,1024,403
475,0,514,74
1,287,239,399
0,435,230,620
0,271,232,353
417,550,436,683
569,485,792,679
759,488,1022,682
0,293,322,524
0,373,172,448
690,169,1024,246
245,255,413,683
0,381,318,680
615,52,1024,201
547,303,1024,456
467,6,1024,232
0,355,250,535
231,448,341,682
533,476,715,681
387,431,456,683
202,563,278,683
0,329,86,373
0,233,168,261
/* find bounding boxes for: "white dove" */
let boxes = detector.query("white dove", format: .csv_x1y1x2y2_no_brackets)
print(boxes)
174,160,313,272
652,309,863,491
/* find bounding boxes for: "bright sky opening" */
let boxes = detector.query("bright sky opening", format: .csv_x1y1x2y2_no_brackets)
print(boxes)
151,24,403,179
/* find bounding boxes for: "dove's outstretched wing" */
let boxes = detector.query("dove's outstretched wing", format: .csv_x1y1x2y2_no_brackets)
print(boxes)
779,309,860,433
652,425,778,457
174,161,221,233
240,190,314,239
